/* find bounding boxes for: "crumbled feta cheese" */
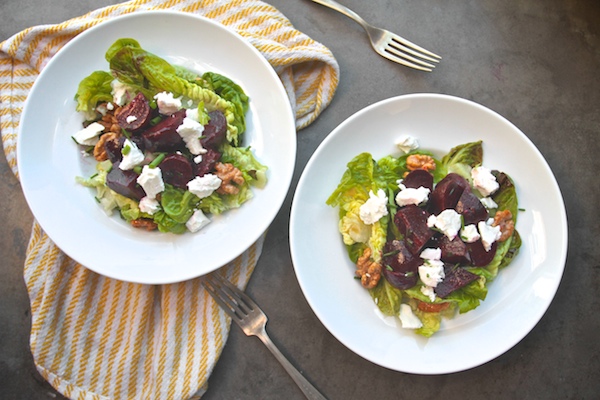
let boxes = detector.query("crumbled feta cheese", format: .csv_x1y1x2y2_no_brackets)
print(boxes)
478,219,501,251
186,209,211,233
461,224,481,243
111,80,130,106
399,304,423,329
359,189,389,225
427,214,437,228
106,102,114,111
480,196,498,209
421,285,437,302
72,122,105,146
136,165,165,199
126,115,138,123
193,155,203,164
187,174,222,199
185,107,200,121
177,117,207,155
395,134,419,153
119,139,145,170
154,91,182,115
139,197,161,215
418,259,445,287
420,247,442,260
430,209,463,240
471,166,499,196
395,186,430,207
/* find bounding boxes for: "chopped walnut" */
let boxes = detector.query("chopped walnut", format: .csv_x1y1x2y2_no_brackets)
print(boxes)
97,105,122,133
492,210,515,241
130,218,158,231
356,247,382,289
93,132,120,161
406,154,436,172
215,162,245,195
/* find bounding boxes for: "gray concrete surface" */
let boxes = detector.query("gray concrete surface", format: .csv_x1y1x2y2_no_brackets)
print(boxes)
1,0,599,399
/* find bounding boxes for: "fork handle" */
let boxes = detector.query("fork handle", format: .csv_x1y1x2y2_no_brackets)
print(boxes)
256,328,328,400
310,0,371,31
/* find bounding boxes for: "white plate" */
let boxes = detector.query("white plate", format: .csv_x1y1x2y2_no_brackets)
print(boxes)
18,11,296,284
290,94,567,374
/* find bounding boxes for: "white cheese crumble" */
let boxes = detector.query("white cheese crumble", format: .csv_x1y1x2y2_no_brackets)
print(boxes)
395,186,430,207
478,219,501,251
418,259,445,287
420,247,442,260
429,209,463,240
187,174,222,199
471,166,499,197
106,102,114,111
111,80,130,106
139,197,161,215
119,139,145,170
154,91,182,115
421,285,437,302
72,122,105,146
359,189,389,225
193,155,203,164
136,165,165,199
185,107,200,121
126,115,138,123
399,304,423,329
395,134,419,153
460,224,481,243
177,117,207,156
480,196,498,209
186,209,211,233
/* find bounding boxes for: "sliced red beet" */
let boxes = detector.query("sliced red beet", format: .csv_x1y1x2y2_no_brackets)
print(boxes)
428,173,470,214
435,264,480,298
141,109,186,152
193,147,221,177
106,162,145,200
381,240,420,289
160,153,193,189
402,169,434,191
467,240,498,267
393,205,434,255
201,110,228,149
456,189,489,225
105,136,125,163
438,235,470,264
116,92,151,131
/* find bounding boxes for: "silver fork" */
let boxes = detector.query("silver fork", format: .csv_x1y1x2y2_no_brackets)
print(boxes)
202,273,327,400
310,0,441,71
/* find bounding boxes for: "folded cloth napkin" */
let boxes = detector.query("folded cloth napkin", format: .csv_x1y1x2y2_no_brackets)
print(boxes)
0,1,339,399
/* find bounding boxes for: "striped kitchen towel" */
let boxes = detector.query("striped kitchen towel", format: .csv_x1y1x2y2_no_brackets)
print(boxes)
0,1,339,399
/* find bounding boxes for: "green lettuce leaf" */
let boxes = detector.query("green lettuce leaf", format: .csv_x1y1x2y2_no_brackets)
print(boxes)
441,141,483,169
160,185,200,224
220,143,268,188
74,70,114,118
369,278,402,316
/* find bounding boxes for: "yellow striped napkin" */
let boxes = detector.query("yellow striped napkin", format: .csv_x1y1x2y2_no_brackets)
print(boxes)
0,1,339,399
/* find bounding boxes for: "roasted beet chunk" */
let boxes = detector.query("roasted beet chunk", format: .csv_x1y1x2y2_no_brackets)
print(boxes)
435,264,480,298
116,92,151,131
106,162,145,200
394,205,434,255
402,169,434,191
381,240,420,289
160,153,193,189
467,240,498,267
201,110,228,149
193,147,221,177
438,235,470,264
455,188,489,225
428,173,470,214
105,136,125,163
141,109,186,152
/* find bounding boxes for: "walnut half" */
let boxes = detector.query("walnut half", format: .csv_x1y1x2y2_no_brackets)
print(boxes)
356,247,382,289
215,162,245,195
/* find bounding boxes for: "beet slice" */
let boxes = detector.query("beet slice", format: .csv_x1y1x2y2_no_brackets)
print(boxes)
438,235,470,264
402,169,434,191
201,110,228,149
467,240,498,267
456,189,489,225
428,173,470,214
160,153,193,189
116,92,151,131
106,162,145,200
393,205,434,255
193,147,221,177
381,240,420,289
435,264,480,298
141,109,186,152
105,136,125,163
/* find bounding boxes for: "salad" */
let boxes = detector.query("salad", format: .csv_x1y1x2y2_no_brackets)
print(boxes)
327,138,521,337
72,38,266,234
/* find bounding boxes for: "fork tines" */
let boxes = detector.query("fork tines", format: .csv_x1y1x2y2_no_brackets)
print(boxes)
386,35,441,72
203,274,253,321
